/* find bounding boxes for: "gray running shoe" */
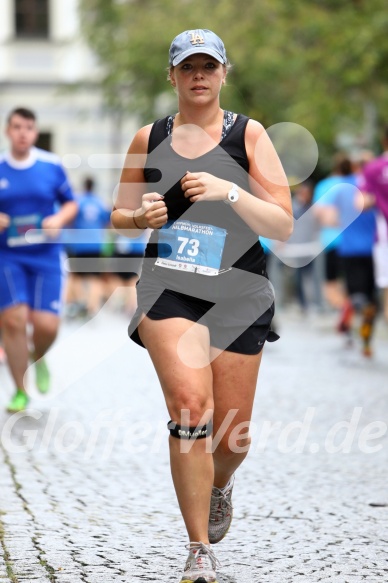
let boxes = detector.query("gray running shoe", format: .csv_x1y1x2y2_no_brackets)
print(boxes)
208,476,234,544
180,542,219,583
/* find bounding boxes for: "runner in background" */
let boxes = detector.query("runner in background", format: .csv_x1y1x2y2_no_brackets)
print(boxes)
313,153,352,311
64,177,111,318
317,155,377,356
359,125,388,324
0,107,77,412
275,180,323,313
104,230,150,317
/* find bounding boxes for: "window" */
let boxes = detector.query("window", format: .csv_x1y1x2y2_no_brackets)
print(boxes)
36,132,52,152
15,0,49,39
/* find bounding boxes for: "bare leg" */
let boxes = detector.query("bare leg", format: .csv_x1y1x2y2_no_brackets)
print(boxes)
65,273,84,305
138,316,214,543
123,277,139,316
324,281,346,310
211,349,262,488
29,310,60,360
86,276,104,315
169,435,214,542
0,304,30,391
383,288,388,324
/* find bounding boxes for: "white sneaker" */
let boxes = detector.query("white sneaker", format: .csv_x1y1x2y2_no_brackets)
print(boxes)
180,542,219,583
208,476,234,544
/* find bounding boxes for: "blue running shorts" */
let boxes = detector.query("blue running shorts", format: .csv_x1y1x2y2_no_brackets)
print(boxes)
0,256,64,315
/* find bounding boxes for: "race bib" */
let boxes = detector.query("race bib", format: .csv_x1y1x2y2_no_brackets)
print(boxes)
7,214,45,247
155,220,227,276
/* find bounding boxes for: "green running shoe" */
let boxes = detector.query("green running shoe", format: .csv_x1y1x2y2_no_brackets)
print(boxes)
6,390,29,413
35,358,51,394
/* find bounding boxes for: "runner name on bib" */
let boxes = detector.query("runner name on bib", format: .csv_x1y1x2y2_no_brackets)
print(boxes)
7,214,45,247
155,220,227,276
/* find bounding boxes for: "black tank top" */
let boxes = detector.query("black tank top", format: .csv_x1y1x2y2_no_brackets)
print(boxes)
143,113,265,276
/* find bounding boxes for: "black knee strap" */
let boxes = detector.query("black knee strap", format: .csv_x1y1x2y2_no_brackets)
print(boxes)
167,419,213,440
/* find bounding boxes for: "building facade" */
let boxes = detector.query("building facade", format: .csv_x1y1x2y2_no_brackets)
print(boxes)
0,0,137,200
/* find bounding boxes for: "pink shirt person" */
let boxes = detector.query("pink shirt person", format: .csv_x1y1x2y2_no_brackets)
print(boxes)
362,152,388,224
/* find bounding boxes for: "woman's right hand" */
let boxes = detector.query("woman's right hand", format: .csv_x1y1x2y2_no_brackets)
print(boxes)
0,212,10,233
140,193,168,229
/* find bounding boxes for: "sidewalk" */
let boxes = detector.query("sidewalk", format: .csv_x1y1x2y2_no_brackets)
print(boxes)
1,304,387,582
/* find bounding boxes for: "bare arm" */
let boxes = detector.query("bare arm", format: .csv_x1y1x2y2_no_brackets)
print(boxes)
314,204,339,227
0,212,10,232
111,124,168,237
180,120,293,241
355,190,375,211
41,200,79,237
235,119,293,240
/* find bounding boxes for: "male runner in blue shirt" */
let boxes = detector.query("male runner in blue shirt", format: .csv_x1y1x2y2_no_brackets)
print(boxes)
0,107,78,412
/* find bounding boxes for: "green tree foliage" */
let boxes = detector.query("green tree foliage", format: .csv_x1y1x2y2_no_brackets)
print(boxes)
80,0,388,159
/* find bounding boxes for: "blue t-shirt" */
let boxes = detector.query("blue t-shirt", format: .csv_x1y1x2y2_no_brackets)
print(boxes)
0,148,74,265
115,231,150,256
67,192,111,254
313,175,351,250
328,175,376,257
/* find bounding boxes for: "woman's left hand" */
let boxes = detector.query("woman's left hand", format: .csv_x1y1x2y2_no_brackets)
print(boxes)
181,171,230,203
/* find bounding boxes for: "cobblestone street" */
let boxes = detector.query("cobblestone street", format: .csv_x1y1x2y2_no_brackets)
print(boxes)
1,299,388,582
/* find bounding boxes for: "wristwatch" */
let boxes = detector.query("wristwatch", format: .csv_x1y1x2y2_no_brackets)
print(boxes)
224,183,239,204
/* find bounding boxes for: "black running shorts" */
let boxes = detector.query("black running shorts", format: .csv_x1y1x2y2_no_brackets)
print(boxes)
129,287,278,355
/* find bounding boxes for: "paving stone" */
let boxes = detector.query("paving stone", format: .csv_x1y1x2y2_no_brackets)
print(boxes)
0,309,387,581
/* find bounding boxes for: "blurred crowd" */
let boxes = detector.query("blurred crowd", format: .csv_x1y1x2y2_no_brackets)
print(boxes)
62,176,149,320
58,135,388,360
264,134,388,358
1,132,388,373
2,106,387,417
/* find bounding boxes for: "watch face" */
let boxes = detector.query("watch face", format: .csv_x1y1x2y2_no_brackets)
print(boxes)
224,184,239,204
229,185,239,202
